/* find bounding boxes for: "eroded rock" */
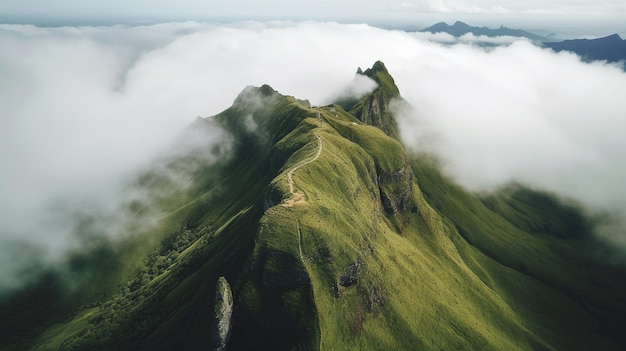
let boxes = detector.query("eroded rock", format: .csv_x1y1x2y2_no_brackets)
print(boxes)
211,276,233,351
339,258,364,287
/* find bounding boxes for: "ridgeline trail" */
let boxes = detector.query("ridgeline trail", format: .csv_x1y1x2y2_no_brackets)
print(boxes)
296,220,305,265
283,109,324,206
135,108,324,227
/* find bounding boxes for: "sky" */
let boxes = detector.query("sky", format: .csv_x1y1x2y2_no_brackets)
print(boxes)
1,6,626,289
1,0,626,37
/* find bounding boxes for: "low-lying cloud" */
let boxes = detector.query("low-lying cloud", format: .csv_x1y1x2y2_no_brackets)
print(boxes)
413,31,531,45
393,40,626,248
2,21,626,289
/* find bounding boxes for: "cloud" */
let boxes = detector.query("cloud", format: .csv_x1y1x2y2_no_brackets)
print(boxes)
0,22,231,289
412,31,459,44
457,33,529,45
392,41,626,248
396,41,626,194
413,31,529,45
2,20,626,290
325,73,379,104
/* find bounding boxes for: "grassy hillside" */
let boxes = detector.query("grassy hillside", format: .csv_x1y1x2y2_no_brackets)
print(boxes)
2,63,625,351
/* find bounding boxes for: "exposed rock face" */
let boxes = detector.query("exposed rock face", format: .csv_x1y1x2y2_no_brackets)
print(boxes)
348,62,416,216
350,61,401,139
211,276,234,351
339,258,364,287
378,161,415,215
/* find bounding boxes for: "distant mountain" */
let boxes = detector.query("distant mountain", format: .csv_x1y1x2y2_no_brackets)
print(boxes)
421,21,549,41
543,34,626,64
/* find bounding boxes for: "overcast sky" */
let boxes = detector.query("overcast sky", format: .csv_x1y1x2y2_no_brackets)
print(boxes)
1,0,625,36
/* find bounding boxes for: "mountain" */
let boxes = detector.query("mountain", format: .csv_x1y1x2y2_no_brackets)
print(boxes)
543,34,626,65
2,62,626,351
350,61,401,139
421,21,550,41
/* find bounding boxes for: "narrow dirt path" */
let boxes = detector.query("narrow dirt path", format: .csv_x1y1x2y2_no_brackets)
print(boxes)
286,134,323,194
283,111,324,206
145,109,324,221
296,220,305,264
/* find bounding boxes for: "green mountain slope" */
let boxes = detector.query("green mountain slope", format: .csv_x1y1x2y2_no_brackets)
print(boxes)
349,61,401,139
2,62,625,351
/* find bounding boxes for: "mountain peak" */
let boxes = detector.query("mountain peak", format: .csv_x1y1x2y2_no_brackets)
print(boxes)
356,60,398,94
421,20,548,41
350,61,401,138
232,84,280,108
364,60,388,75
604,33,623,41
236,84,277,99
452,21,470,28
357,60,389,79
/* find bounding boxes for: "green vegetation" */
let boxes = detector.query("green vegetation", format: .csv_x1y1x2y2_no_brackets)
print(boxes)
349,61,401,139
2,62,625,351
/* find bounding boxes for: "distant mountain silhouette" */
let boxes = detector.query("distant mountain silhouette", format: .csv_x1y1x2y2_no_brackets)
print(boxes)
543,34,626,64
421,21,549,41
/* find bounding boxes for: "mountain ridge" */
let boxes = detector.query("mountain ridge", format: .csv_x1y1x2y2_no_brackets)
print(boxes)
543,34,626,65
420,21,550,41
1,62,625,351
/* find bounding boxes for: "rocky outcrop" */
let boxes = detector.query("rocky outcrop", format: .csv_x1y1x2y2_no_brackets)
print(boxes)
338,258,364,287
378,161,415,215
211,276,234,351
347,62,417,215
350,61,401,139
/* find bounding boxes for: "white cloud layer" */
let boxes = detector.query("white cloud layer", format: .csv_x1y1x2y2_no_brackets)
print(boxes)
413,31,530,45
2,21,626,288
